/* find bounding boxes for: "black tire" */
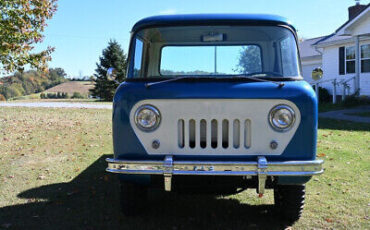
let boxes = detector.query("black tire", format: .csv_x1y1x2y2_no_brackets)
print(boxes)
274,184,305,223
120,181,147,216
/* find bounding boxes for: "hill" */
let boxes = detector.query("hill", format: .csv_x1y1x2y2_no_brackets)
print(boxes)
44,81,94,96
0,68,67,100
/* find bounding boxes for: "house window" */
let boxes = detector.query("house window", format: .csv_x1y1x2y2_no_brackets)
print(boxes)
345,46,355,74
361,44,370,73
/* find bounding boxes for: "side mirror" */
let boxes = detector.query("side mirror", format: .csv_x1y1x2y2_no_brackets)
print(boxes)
311,67,323,81
106,67,119,83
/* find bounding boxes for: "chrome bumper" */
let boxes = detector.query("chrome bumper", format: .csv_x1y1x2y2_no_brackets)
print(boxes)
106,156,323,194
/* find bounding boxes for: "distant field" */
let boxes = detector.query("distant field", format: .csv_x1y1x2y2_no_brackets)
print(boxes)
5,98,112,104
0,107,369,229
44,81,94,95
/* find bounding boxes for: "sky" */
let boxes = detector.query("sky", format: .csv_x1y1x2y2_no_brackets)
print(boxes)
31,0,370,78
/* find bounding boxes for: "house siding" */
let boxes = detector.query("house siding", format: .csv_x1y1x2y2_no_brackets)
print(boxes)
301,59,322,82
351,18,370,36
320,40,370,96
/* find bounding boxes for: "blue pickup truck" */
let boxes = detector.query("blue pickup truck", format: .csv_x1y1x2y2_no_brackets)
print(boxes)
106,14,323,222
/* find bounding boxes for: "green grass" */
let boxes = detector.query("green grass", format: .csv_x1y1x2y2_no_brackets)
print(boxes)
318,98,369,113
8,93,41,101
0,108,369,229
344,111,370,118
4,98,112,104
319,103,347,112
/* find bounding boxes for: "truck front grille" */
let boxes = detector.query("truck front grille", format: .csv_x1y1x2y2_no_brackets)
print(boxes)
130,99,301,155
177,119,251,150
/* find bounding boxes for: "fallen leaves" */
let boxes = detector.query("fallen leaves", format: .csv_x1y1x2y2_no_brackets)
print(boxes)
324,218,334,223
37,175,46,180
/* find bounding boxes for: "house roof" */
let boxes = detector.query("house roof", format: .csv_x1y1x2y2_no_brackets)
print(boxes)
335,3,369,34
131,14,295,32
299,37,325,58
313,4,369,47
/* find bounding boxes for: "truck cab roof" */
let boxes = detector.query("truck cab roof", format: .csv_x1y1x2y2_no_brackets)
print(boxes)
132,14,295,32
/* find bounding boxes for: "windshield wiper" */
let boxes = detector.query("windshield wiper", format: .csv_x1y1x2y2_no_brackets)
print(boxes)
145,72,285,88
233,72,285,88
145,76,198,88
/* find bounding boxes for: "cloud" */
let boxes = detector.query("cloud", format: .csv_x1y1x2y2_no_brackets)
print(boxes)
159,9,177,15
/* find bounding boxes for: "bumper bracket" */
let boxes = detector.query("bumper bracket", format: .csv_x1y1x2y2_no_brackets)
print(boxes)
163,156,173,192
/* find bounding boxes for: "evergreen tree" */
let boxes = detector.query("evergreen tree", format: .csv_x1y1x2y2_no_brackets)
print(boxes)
90,40,127,101
235,46,262,74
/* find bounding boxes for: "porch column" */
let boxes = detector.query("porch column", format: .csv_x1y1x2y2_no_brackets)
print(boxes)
355,35,360,94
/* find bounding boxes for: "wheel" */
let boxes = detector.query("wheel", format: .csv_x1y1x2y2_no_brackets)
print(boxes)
274,184,305,222
120,181,147,216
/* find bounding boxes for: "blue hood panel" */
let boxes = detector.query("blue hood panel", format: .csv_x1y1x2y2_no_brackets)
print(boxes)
112,80,317,161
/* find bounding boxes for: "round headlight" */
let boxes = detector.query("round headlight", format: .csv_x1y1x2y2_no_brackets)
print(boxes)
269,105,295,132
134,105,161,131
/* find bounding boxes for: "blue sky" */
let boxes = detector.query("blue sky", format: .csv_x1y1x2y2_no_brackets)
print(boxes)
33,0,369,77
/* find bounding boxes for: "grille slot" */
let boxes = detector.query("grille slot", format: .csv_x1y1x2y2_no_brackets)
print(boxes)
178,119,251,150
222,119,229,149
178,119,184,148
200,119,207,148
233,119,240,148
244,119,251,148
211,119,218,148
189,119,196,148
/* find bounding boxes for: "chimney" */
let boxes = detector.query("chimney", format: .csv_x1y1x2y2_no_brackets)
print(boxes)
348,1,367,21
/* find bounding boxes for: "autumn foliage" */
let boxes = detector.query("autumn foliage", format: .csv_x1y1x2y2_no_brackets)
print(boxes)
0,68,66,99
0,0,58,73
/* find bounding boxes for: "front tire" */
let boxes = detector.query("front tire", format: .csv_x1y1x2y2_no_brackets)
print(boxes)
274,184,305,222
120,181,147,216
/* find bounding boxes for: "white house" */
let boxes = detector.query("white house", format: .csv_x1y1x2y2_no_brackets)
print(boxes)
299,37,324,81
299,3,370,98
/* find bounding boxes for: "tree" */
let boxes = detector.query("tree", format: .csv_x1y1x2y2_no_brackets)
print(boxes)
234,46,262,74
0,0,58,73
90,40,127,101
0,67,66,100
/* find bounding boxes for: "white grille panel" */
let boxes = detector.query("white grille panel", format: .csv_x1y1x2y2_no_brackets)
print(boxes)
130,99,301,155
178,119,251,150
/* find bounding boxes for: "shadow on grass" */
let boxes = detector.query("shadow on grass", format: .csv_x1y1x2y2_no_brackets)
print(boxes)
1,155,293,230
318,118,370,131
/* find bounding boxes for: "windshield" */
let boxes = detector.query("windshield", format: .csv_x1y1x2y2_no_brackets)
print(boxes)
129,26,300,78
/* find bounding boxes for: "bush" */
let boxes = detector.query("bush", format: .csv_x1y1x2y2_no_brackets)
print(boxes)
0,94,6,101
312,86,331,103
41,92,69,99
343,95,370,107
71,92,84,99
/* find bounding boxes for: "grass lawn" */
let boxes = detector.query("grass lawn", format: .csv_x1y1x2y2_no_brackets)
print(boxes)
0,107,369,229
318,100,369,113
344,111,370,118
4,98,112,104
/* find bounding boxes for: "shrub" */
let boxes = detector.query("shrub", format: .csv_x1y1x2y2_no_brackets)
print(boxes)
46,93,55,99
41,92,70,99
343,95,370,107
71,92,84,99
312,86,331,103
0,94,6,101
